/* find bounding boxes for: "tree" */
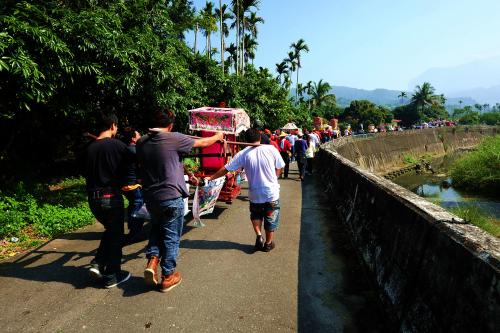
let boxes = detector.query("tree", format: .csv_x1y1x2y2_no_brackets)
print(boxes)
398,91,408,104
275,61,289,85
215,2,233,74
225,43,238,73
285,51,297,94
309,79,335,109
290,38,309,103
201,1,217,59
342,100,392,128
243,34,258,65
245,11,264,39
410,82,447,121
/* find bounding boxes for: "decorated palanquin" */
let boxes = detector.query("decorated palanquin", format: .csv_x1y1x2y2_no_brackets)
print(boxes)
188,107,251,203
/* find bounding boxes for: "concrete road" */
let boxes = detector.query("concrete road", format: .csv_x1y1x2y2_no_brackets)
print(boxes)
0,164,385,332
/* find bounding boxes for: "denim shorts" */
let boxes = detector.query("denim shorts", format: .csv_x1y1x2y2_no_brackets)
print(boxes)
249,200,280,232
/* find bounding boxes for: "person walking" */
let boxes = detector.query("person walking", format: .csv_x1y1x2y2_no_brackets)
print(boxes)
278,132,292,179
294,133,308,181
207,128,285,252
305,134,315,175
136,110,223,292
85,113,131,288
120,127,145,244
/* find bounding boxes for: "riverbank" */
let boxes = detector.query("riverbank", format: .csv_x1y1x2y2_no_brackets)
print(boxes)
450,135,500,195
393,152,500,237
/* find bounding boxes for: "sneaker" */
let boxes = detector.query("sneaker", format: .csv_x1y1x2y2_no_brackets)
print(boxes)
144,256,159,286
254,235,264,251
160,272,182,292
89,260,104,281
103,270,131,289
263,241,275,252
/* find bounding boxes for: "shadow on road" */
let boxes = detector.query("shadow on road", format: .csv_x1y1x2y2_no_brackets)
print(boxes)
180,239,253,254
297,172,388,332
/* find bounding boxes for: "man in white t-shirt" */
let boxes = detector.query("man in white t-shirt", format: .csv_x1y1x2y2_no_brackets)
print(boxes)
207,128,285,252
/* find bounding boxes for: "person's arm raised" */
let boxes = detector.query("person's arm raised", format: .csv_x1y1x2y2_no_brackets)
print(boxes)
192,132,224,148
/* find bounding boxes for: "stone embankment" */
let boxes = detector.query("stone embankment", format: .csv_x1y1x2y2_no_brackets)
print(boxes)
316,127,500,332
332,126,499,175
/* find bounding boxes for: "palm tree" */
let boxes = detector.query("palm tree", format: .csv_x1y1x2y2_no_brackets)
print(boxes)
245,11,264,38
225,43,238,73
230,0,241,75
310,79,334,109
285,51,297,91
243,34,258,65
411,82,437,113
215,2,233,74
398,91,407,104
240,0,260,74
290,38,310,103
201,1,217,59
275,61,289,84
193,15,200,54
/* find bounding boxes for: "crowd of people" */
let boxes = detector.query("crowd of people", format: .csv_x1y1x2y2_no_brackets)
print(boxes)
84,111,286,292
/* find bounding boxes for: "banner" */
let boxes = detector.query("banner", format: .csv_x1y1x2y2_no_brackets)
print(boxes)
192,177,226,227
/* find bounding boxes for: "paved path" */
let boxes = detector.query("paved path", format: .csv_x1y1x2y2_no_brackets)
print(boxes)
0,164,385,332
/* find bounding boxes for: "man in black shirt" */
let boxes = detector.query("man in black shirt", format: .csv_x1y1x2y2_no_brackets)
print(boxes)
85,114,130,288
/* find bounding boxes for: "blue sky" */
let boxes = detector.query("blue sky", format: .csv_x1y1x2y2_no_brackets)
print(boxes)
186,0,500,91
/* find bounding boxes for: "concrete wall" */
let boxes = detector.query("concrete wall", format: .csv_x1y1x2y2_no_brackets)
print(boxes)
316,146,500,332
333,126,499,174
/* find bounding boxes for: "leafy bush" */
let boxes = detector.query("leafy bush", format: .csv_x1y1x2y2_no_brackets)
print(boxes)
450,136,500,194
0,177,94,239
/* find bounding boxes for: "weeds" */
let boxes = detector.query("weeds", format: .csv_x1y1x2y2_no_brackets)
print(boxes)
449,206,500,237
0,177,94,258
450,136,500,195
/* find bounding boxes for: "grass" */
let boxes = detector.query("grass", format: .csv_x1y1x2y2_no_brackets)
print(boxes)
450,135,500,195
449,206,500,237
403,154,418,165
0,177,94,259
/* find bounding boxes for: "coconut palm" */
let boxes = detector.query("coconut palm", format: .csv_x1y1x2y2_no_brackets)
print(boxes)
215,2,233,74
310,79,334,109
290,38,309,103
411,82,437,112
398,91,407,104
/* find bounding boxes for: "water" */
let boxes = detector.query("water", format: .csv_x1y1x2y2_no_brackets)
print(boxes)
393,154,500,219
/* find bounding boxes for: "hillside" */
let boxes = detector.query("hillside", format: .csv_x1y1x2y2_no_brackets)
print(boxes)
330,86,476,108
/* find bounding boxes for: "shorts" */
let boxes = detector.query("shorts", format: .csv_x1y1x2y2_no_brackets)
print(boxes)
249,200,280,232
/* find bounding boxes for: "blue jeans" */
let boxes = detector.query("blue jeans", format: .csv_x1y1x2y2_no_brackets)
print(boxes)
123,188,144,236
145,197,184,276
249,200,281,231
88,192,124,275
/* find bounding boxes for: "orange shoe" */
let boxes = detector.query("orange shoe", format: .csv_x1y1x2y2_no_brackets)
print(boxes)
160,272,182,292
144,256,159,286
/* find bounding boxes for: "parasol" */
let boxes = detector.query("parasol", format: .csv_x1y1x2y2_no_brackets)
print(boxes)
281,122,298,130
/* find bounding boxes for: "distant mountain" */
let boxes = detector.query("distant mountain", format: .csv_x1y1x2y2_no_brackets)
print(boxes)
410,56,500,104
330,85,476,108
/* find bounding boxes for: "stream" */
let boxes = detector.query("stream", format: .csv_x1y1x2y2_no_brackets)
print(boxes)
392,153,500,219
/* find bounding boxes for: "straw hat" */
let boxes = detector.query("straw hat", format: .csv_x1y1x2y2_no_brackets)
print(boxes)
279,132,288,138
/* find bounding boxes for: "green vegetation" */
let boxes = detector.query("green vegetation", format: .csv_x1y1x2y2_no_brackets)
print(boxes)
403,154,418,165
393,82,448,126
449,206,500,238
450,136,500,195
0,177,93,258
